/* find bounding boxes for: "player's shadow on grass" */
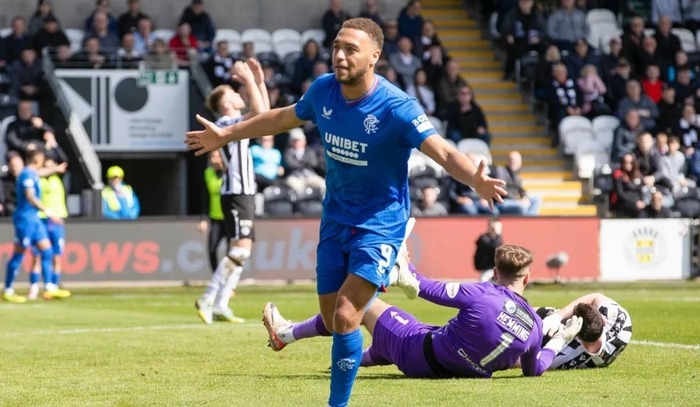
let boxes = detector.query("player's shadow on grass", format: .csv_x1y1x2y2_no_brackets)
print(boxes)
214,372,408,381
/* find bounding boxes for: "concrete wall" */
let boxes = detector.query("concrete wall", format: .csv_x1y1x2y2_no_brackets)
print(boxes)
0,0,408,32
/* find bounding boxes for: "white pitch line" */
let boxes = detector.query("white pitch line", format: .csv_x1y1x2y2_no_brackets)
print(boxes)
631,340,700,351
0,322,263,338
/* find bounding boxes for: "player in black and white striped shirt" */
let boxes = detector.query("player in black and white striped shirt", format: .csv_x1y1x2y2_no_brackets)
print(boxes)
195,58,270,324
538,293,632,369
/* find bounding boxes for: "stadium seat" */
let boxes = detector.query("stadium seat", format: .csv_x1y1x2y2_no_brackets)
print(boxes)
559,116,593,134
294,186,324,216
428,116,445,137
408,149,427,172
586,9,617,26
592,115,620,134
588,23,621,52
263,185,295,216
64,28,84,55
575,139,609,179
0,28,10,38
300,29,325,47
457,138,492,163
214,28,242,53
409,165,439,189
672,28,698,53
644,28,656,38
0,114,14,167
274,41,302,59
242,28,273,53
152,28,175,41
272,29,302,57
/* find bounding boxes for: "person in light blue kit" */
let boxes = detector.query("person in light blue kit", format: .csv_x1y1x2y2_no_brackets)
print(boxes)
185,18,507,407
3,149,70,303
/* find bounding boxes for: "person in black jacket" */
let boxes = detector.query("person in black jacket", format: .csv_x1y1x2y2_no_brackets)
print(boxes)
178,0,216,53
5,100,54,154
321,0,352,48
0,151,23,217
32,15,69,56
547,63,583,141
501,0,545,80
473,217,503,282
446,84,491,145
640,190,672,218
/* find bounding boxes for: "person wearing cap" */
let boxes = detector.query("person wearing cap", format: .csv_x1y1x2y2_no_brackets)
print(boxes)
102,165,140,219
283,128,326,197
32,14,69,55
178,0,216,53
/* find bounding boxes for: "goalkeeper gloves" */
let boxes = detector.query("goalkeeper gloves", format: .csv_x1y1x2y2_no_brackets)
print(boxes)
541,312,563,337
543,316,583,354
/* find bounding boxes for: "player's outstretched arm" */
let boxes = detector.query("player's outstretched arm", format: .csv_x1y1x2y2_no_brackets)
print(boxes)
411,264,482,309
419,135,507,210
521,316,583,376
185,105,304,156
542,292,612,334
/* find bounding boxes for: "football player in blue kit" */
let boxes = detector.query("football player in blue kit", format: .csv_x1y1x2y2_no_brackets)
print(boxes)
186,18,507,407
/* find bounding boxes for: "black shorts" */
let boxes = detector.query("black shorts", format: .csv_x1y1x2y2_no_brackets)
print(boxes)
220,194,255,241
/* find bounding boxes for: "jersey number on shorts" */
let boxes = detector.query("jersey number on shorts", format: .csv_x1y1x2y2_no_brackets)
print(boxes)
480,333,515,366
376,244,393,276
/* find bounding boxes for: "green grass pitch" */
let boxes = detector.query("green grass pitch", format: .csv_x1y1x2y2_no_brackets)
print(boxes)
1,283,699,407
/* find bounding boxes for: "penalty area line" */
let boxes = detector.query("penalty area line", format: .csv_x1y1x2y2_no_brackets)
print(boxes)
0,322,262,337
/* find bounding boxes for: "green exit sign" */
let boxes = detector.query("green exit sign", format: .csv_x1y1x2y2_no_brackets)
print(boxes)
138,70,179,86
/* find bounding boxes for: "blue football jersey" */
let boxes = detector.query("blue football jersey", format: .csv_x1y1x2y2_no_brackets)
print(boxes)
295,73,437,231
14,168,41,221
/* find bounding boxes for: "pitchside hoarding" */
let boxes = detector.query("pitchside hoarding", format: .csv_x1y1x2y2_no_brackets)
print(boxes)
0,218,600,283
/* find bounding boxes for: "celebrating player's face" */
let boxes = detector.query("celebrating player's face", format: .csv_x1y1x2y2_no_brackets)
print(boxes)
332,28,377,86
224,88,246,111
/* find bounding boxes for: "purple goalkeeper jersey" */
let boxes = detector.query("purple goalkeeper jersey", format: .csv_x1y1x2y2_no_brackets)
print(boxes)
416,271,556,377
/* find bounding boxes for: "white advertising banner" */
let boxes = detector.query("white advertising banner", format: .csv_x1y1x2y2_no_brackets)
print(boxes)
599,219,692,281
55,69,189,152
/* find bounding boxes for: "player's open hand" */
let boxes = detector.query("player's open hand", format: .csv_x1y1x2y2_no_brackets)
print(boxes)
185,115,227,156
246,57,265,85
232,60,255,84
472,161,507,210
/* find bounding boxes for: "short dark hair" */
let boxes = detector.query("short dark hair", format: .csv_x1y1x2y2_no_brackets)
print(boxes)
669,135,681,145
574,303,605,342
494,245,533,277
24,148,44,164
341,18,384,51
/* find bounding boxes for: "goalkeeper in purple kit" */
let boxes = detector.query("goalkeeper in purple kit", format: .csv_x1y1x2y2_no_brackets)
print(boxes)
263,245,583,378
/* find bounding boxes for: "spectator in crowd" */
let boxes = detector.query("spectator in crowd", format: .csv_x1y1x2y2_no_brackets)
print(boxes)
5,100,53,155
657,86,681,134
32,15,70,56
446,84,490,145
10,49,43,102
635,36,659,78
640,190,672,218
611,153,645,218
656,131,670,155
28,0,57,36
621,16,645,69
169,22,198,66
251,135,284,191
684,0,700,33
133,16,154,56
411,184,448,217
435,59,467,115
493,151,541,215
321,0,351,48
142,38,176,70
115,32,142,68
423,44,446,86
0,36,7,73
673,103,700,151
382,20,400,57
600,37,623,84
547,63,582,140
102,165,140,219
198,150,226,273
661,136,695,196
577,64,608,117
0,151,23,217
405,69,435,116
415,20,442,62
86,10,120,54
179,0,216,53
293,40,323,93
618,80,659,131
671,65,697,106
360,0,383,28
389,37,422,89
240,41,256,61
473,217,503,282
633,132,667,192
448,153,492,215
654,16,681,67
534,45,561,100
652,0,682,26
312,60,330,79
397,0,424,46
205,40,236,87
71,36,107,69
42,129,67,166
501,0,545,80
283,128,325,196
5,16,30,64
642,64,664,104
612,109,644,162
545,0,589,52
565,39,599,81
378,65,402,88
52,44,73,68
84,0,118,37
118,0,149,38
667,51,692,83
605,58,632,111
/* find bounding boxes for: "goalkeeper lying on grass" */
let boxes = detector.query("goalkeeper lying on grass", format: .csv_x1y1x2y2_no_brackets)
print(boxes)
263,244,583,378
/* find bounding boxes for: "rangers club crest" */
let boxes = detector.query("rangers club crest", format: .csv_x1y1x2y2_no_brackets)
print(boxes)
363,114,379,134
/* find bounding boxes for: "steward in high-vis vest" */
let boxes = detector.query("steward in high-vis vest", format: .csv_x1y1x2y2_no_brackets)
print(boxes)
102,166,140,220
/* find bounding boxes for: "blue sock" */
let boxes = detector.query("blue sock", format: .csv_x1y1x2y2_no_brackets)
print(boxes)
30,271,40,285
4,252,24,290
329,329,363,407
40,249,54,287
53,271,61,286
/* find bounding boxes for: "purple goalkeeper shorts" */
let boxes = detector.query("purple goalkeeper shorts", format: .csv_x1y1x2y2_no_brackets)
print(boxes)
371,306,440,378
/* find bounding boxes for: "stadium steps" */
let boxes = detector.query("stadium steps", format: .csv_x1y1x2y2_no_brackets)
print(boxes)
422,0,596,216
